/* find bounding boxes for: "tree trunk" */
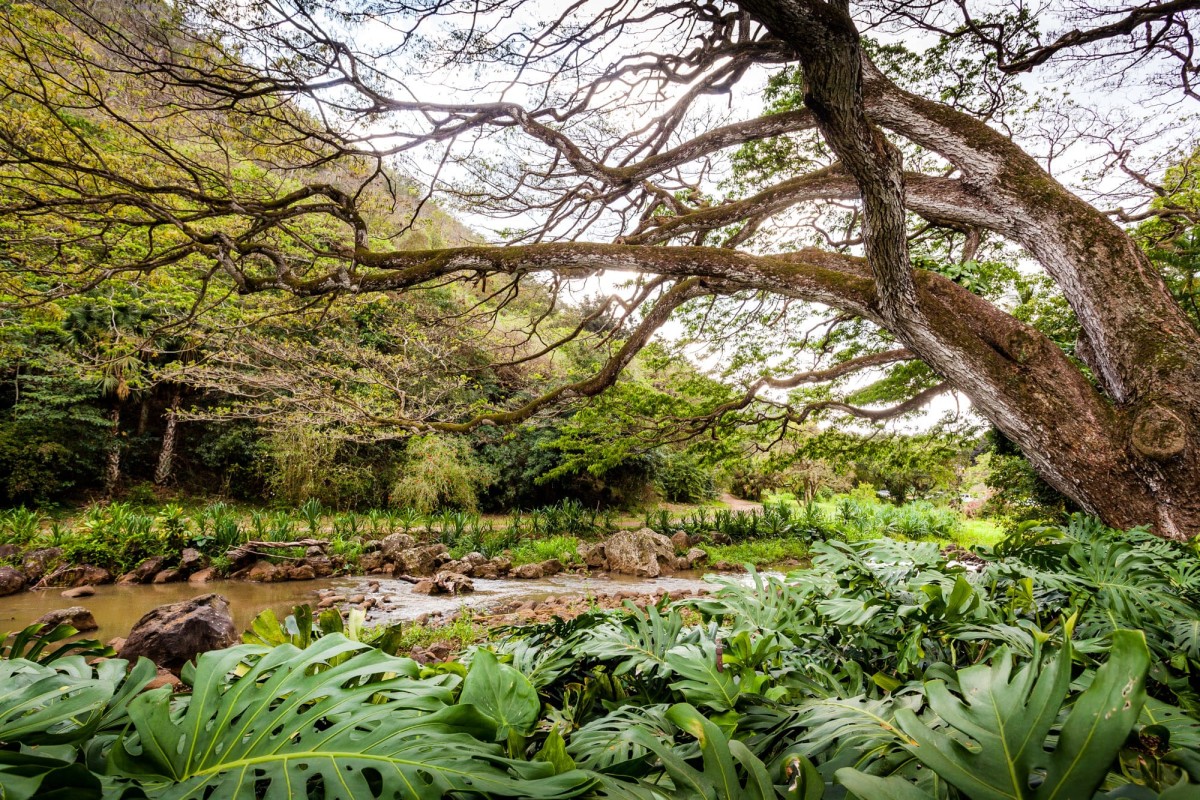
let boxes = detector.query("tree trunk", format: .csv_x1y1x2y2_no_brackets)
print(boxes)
736,0,1200,540
104,404,121,496
154,390,182,485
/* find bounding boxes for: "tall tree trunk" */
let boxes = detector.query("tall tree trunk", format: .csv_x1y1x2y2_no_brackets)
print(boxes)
736,0,1200,539
154,390,181,486
104,403,121,496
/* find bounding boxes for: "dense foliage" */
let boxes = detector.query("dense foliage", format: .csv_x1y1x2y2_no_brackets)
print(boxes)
1,517,1197,798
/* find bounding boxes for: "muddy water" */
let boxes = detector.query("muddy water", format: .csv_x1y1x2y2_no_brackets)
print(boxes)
0,571,737,642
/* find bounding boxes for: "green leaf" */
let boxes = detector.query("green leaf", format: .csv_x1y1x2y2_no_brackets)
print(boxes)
668,641,742,712
461,647,541,741
110,635,596,799
835,770,936,800
0,751,103,800
535,726,577,775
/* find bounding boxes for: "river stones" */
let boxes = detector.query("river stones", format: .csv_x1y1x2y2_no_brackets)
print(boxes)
188,568,216,584
118,593,237,673
380,533,417,562
61,585,95,598
685,547,708,568
34,606,97,632
179,547,206,573
394,543,449,577
539,558,564,576
578,542,606,568
21,548,62,582
0,567,25,597
671,532,691,552
152,569,183,584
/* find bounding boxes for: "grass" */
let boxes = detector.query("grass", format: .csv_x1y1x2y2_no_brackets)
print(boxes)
508,535,583,566
384,609,488,652
701,539,811,568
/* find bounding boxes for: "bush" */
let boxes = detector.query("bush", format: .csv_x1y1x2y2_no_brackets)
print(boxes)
390,434,495,513
655,450,716,504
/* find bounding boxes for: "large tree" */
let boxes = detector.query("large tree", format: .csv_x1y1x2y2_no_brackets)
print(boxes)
2,0,1200,536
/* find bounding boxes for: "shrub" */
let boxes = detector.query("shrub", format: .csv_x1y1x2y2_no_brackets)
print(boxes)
389,434,495,513
655,450,716,504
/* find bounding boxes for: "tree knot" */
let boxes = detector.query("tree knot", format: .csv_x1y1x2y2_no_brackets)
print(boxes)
1131,404,1188,461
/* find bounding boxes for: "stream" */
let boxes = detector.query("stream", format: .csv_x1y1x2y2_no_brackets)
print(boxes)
0,570,733,642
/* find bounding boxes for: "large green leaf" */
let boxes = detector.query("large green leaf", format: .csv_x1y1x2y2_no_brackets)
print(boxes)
619,703,778,800
0,751,104,800
460,647,541,741
110,635,596,799
0,658,120,746
837,628,1150,800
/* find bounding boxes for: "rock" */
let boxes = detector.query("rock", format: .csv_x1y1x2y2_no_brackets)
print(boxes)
441,559,473,577
289,564,316,581
489,557,512,575
0,544,19,561
396,544,449,577
711,561,745,572
118,593,238,673
316,595,345,609
179,548,206,573
539,558,564,576
380,533,417,562
107,637,126,652
473,562,500,580
307,555,335,577
412,579,437,595
685,547,708,568
579,542,606,568
358,552,383,573
61,585,95,598
512,563,544,580
152,569,183,584
145,666,183,691
463,551,487,566
34,606,97,632
0,566,26,596
305,545,325,558
188,568,216,584
602,529,676,577
44,564,112,588
670,531,691,552
119,556,168,585
437,571,474,594
21,548,62,582
672,557,690,571
246,560,282,582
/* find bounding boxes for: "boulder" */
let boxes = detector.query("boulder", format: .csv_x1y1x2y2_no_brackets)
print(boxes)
119,556,168,585
307,555,335,577
118,593,238,673
462,551,487,567
539,558,564,576
145,667,183,691
359,551,384,573
179,547,206,573
412,579,437,595
670,531,691,553
578,543,606,569
437,571,474,594
43,564,112,588
473,562,501,580
380,533,417,562
685,547,708,568
61,585,95,598
245,560,282,582
489,557,512,575
395,544,448,577
152,569,183,584
188,568,216,584
512,563,544,580
34,606,97,632
602,529,676,577
21,548,62,582
0,544,19,561
0,567,25,596
289,564,316,581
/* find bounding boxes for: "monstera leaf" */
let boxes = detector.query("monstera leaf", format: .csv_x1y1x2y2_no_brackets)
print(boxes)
836,627,1151,800
616,704,777,800
110,635,596,799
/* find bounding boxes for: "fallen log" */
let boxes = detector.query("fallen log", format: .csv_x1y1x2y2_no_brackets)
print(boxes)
226,539,328,566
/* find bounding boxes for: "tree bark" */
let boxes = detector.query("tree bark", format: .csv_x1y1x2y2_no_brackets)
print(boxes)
104,404,121,497
154,390,182,486
732,0,1200,540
